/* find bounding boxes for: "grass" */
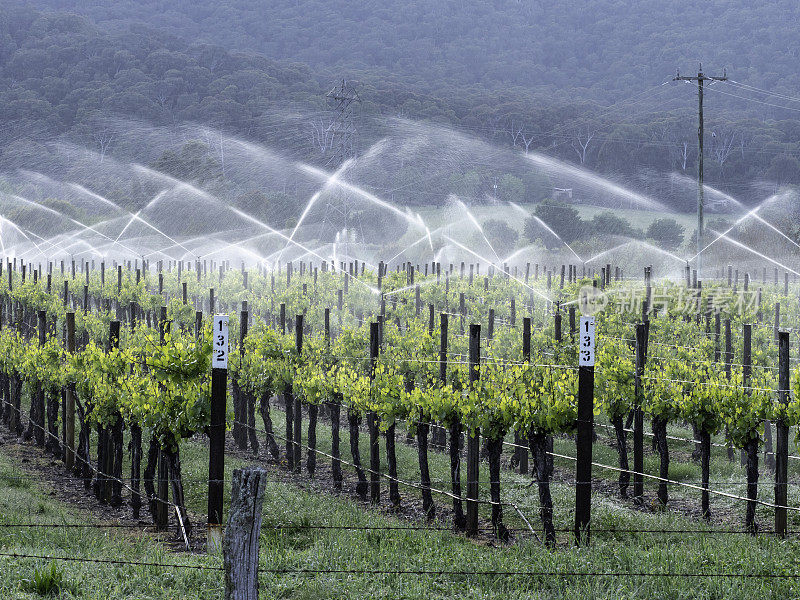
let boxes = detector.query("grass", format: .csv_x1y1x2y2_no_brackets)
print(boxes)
3,393,800,598
20,562,78,596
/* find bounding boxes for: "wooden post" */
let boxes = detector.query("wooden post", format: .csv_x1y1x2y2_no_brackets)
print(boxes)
224,468,267,600
293,315,303,473
108,321,122,506
575,317,594,545
157,307,169,531
233,307,249,450
742,323,757,533
633,322,647,503
208,341,227,551
65,312,76,470
775,330,790,537
724,319,732,378
466,324,480,537
368,322,380,503
431,313,449,449
515,318,531,475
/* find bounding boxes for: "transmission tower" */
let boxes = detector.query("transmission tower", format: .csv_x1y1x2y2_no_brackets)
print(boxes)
325,79,361,167
320,80,363,261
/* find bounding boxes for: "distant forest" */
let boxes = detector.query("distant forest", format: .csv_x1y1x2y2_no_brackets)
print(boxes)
2,1,800,208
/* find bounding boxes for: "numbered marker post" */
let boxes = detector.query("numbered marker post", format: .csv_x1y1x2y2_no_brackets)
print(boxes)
208,314,228,552
212,314,229,368
575,316,595,545
579,316,595,366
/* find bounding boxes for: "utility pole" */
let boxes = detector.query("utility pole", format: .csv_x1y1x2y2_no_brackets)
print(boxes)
674,65,727,281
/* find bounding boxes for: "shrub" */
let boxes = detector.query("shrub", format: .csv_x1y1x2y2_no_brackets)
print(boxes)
646,218,685,249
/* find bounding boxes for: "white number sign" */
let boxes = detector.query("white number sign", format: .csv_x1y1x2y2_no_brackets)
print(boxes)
579,316,595,367
212,314,229,369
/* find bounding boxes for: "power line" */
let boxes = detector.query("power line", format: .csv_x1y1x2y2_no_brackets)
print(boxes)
703,85,800,114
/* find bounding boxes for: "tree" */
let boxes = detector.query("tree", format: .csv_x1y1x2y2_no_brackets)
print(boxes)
765,154,800,185
590,211,639,239
646,218,685,249
482,219,519,258
524,199,584,248
151,140,221,183
235,189,270,221
571,125,595,166
496,174,524,203
448,171,481,200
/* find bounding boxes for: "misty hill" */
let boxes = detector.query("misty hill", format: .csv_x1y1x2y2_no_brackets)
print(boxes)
18,0,800,103
2,2,800,208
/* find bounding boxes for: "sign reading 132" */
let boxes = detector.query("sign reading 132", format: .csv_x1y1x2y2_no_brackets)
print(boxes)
578,316,595,367
212,314,229,369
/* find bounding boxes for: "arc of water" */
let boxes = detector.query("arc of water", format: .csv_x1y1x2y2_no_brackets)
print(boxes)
584,241,635,264
629,240,686,264
690,206,761,260
524,152,667,212
227,206,379,295
508,202,530,216
194,234,270,264
299,163,430,230
26,233,76,259
585,239,685,265
383,276,440,297
386,221,461,264
0,220,7,258
5,194,141,258
442,234,551,302
707,229,800,277
61,238,107,258
417,214,434,251
141,231,214,259
36,224,115,260
120,201,197,256
23,173,201,259
67,182,128,213
501,245,539,264
528,215,583,262
454,198,501,263
279,157,354,262
749,213,800,252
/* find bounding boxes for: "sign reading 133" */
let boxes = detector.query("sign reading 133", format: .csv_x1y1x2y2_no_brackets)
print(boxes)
579,316,595,367
212,314,229,369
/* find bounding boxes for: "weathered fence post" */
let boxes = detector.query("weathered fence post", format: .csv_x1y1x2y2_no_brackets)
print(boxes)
294,315,304,473
208,314,228,552
633,322,647,503
775,330,790,537
64,312,76,470
743,323,757,534
224,468,267,600
575,316,595,545
514,317,531,474
368,322,381,503
466,323,480,537
433,313,449,448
